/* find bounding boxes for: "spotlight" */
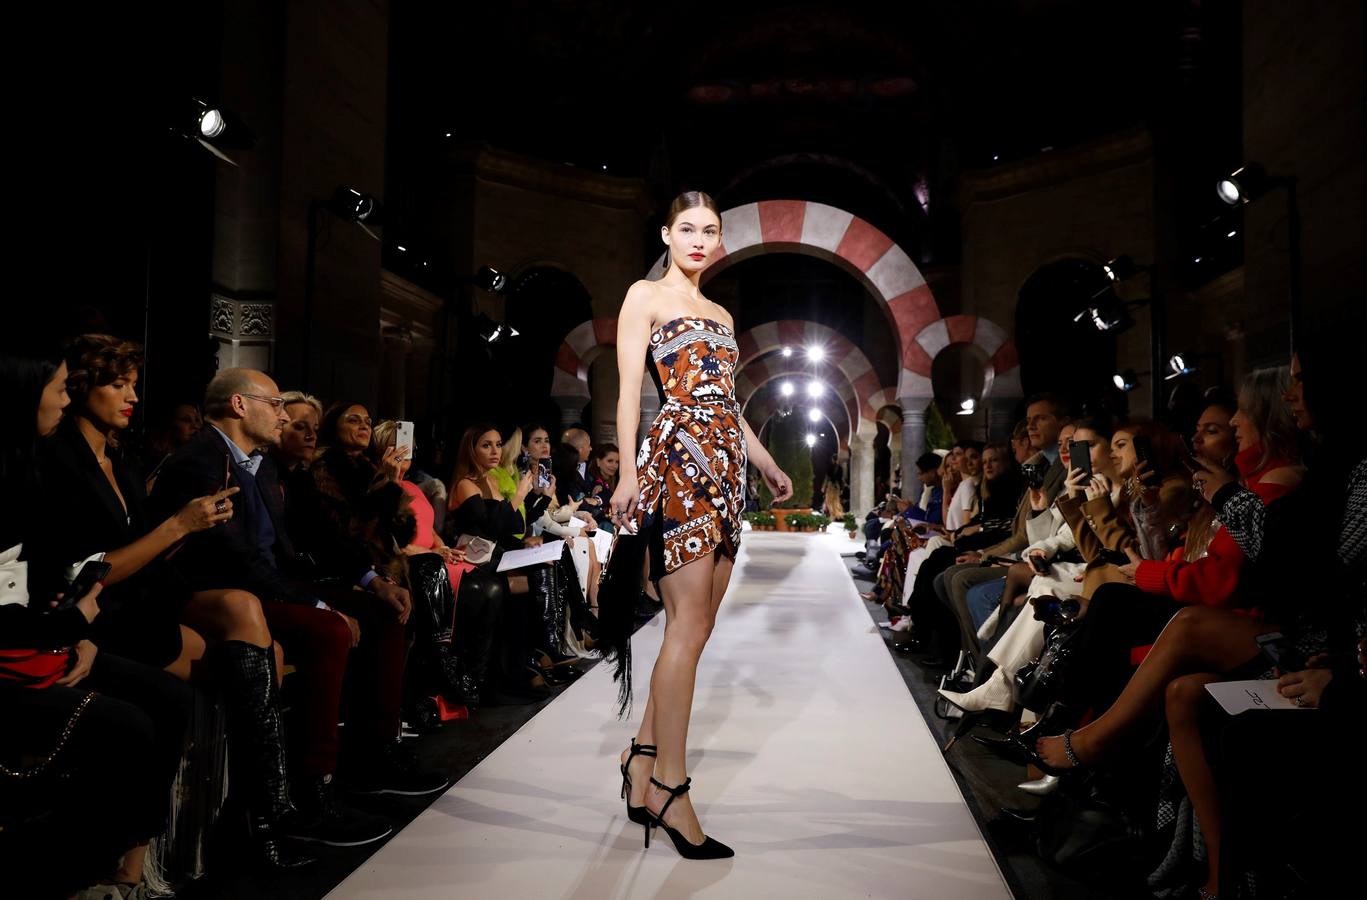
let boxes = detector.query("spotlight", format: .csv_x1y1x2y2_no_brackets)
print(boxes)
1167,353,1197,379
806,346,825,362
779,381,794,397
957,398,976,416
781,346,793,358
474,265,507,293
198,107,224,139
807,408,822,422
1216,163,1273,206
805,434,817,447
329,186,381,224
1102,255,1138,283
1113,369,1141,392
474,313,518,344
806,381,824,398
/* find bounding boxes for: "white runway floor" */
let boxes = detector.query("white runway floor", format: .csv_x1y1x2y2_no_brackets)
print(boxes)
329,531,1010,900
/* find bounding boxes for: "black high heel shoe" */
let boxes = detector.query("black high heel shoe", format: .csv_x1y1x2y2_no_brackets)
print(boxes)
643,777,734,859
619,739,656,825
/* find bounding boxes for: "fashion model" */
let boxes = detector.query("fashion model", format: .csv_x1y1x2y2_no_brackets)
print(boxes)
608,190,794,859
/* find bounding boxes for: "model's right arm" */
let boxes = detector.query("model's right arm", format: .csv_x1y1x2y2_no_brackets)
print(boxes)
614,282,654,483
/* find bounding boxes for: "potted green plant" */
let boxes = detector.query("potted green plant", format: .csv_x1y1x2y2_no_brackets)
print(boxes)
843,513,858,539
808,513,831,533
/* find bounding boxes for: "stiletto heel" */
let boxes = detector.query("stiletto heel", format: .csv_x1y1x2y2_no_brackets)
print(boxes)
645,776,734,859
619,739,656,825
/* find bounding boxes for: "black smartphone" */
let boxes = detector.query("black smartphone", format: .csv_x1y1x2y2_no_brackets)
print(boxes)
1132,435,1153,467
1255,632,1306,673
1069,440,1093,479
515,450,532,473
1029,554,1050,575
58,560,113,611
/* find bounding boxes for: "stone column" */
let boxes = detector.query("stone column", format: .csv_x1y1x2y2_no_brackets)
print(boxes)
889,429,903,492
850,433,875,515
552,395,586,430
898,401,929,498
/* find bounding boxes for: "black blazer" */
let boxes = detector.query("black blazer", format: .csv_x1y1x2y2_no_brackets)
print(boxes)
31,418,174,611
148,425,313,605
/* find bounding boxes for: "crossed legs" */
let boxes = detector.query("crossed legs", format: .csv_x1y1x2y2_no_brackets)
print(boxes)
622,547,734,845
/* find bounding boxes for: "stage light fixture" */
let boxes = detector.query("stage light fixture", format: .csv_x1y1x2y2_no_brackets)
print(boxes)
806,346,825,362
807,408,822,422
1216,163,1273,206
957,398,976,416
474,313,518,344
1102,255,1138,283
806,381,824,398
1167,353,1197,379
781,346,793,357
329,186,381,224
779,381,794,397
198,106,225,139
474,265,507,293
1113,369,1141,392
805,434,817,447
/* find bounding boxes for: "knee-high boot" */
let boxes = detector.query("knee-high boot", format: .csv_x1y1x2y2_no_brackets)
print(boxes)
212,640,314,869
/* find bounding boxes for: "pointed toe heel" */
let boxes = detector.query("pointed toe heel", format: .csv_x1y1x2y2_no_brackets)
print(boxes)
645,777,734,860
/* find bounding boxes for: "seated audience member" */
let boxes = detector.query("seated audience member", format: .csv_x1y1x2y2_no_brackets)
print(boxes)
943,440,984,533
862,452,947,607
951,441,1025,630
558,426,601,515
370,419,485,708
448,423,558,700
143,400,202,489
910,394,1070,658
152,372,441,850
586,442,621,530
37,337,335,868
1,338,191,898
1034,336,1363,900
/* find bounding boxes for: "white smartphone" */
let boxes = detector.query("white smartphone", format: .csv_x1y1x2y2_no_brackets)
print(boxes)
395,420,415,461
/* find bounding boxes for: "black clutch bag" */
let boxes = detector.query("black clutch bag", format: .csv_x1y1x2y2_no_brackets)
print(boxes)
595,529,647,719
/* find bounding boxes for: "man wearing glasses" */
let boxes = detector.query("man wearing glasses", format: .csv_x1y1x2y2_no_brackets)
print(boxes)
151,368,447,853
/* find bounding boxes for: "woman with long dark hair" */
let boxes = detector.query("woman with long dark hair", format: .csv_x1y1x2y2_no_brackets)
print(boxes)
1,335,192,897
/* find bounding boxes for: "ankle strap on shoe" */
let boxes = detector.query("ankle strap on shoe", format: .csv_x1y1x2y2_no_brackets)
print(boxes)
628,739,658,759
648,776,691,821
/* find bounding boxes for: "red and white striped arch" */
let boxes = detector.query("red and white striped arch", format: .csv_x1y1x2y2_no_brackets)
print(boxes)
905,314,1022,399
647,200,941,399
551,317,618,398
734,320,883,438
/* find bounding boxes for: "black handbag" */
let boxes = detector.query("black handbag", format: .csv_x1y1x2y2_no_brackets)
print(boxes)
1014,620,1083,713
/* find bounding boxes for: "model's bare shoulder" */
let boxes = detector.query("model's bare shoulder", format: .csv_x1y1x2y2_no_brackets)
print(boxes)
703,299,734,330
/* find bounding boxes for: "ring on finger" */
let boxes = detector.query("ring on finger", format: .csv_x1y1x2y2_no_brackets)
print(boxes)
215,499,228,513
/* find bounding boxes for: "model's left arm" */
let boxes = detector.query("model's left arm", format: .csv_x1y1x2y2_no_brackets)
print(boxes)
740,416,793,502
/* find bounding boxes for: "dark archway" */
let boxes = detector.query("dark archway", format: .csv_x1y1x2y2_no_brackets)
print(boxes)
502,266,593,436
1015,259,1119,413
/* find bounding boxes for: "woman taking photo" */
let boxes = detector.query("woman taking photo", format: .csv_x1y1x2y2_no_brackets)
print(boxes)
607,190,793,859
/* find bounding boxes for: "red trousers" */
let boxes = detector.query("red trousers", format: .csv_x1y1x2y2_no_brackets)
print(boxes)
262,587,405,778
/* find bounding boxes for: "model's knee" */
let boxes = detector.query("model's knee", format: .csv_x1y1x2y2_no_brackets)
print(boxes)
666,617,713,656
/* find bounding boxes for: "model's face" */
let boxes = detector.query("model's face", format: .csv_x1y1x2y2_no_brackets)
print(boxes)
527,429,551,460
982,447,1006,480
1073,427,1113,476
336,404,372,452
85,368,139,432
961,446,982,477
662,207,721,274
280,402,319,464
239,377,291,449
1192,406,1236,463
37,361,70,437
1057,424,1077,469
171,404,201,444
477,430,503,471
1026,401,1062,451
1284,353,1310,430
1230,406,1262,454
600,451,619,477
1110,430,1138,479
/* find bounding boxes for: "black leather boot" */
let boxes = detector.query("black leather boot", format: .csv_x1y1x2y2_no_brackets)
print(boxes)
212,640,315,870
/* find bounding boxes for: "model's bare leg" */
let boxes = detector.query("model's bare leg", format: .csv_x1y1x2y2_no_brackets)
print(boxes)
1036,606,1274,767
625,550,733,813
1166,672,1225,898
641,554,719,845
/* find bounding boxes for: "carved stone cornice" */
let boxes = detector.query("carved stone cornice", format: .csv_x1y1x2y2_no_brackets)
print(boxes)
959,127,1154,205
448,142,647,210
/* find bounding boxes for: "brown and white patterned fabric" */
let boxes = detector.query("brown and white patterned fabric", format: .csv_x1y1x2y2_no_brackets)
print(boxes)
635,316,748,578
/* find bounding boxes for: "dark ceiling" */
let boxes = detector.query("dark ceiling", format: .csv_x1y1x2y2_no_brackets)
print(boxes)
388,1,1195,257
